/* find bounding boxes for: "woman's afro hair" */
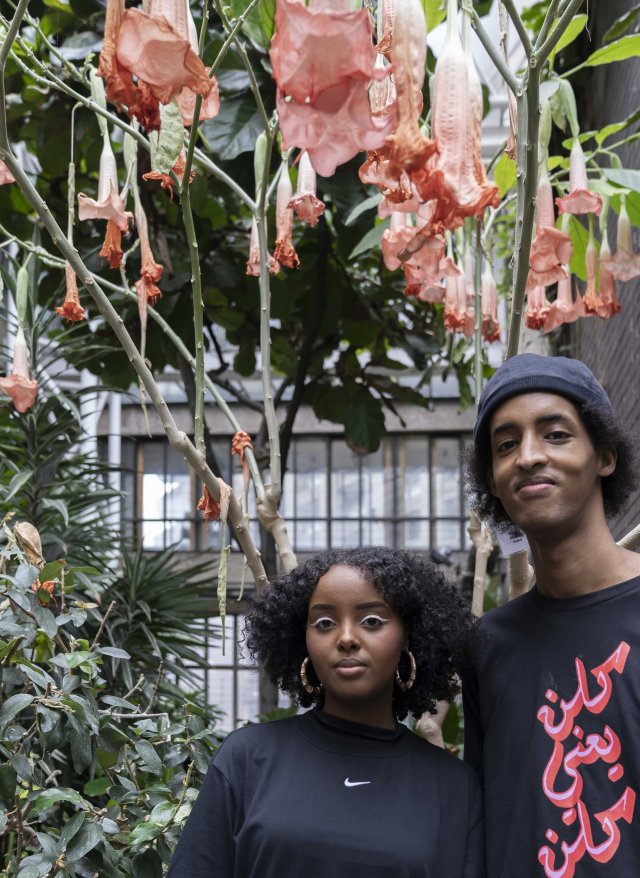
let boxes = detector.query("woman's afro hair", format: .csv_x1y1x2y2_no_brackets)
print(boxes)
464,401,638,526
244,546,477,721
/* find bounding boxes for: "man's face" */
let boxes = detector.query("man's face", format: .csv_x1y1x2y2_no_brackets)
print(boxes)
487,392,616,537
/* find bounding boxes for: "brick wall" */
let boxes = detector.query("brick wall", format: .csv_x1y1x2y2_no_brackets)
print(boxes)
571,2,640,539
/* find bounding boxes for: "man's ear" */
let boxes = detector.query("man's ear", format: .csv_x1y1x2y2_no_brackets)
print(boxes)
598,447,617,478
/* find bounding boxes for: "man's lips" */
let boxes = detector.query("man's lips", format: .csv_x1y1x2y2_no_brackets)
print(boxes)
516,476,556,495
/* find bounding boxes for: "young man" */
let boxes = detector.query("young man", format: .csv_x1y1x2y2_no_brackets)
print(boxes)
463,352,640,878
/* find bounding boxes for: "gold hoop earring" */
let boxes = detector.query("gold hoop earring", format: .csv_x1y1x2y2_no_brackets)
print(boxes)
395,650,417,691
300,657,322,697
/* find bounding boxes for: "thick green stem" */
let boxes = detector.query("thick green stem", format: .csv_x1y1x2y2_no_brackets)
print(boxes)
535,0,560,49
537,0,586,66
506,70,539,359
500,0,534,59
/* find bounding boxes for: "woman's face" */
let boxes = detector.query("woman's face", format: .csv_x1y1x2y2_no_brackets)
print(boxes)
306,564,405,729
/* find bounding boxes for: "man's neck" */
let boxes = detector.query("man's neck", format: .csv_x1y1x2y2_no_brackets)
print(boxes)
528,524,640,598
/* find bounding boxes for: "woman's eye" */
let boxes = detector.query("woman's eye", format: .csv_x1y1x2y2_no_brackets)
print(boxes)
310,617,334,631
361,615,387,629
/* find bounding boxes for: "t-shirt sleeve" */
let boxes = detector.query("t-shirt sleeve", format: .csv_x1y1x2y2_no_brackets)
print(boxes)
462,769,486,878
461,661,484,788
166,760,236,878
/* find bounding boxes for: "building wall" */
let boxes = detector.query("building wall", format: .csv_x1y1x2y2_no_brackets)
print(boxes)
572,2,640,540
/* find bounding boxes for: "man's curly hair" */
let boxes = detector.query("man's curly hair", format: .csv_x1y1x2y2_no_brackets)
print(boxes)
244,546,476,722
465,401,638,526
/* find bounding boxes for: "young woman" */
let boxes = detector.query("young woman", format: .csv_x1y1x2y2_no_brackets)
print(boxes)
167,546,484,878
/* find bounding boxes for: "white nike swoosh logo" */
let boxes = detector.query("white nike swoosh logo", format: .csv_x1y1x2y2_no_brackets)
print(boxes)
344,778,372,787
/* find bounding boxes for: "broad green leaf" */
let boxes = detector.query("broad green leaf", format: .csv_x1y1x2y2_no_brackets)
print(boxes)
40,560,65,582
0,762,18,807
344,193,382,227
423,0,446,30
65,821,104,862
596,109,640,145
349,221,388,259
604,168,640,193
201,99,263,160
226,0,276,50
584,34,640,67
33,606,57,639
344,391,386,455
135,740,163,775
84,776,111,796
99,646,131,659
148,101,184,174
603,3,640,43
32,787,87,811
59,812,86,849
494,153,516,198
42,498,69,527
539,79,561,104
549,14,587,61
0,693,34,729
4,469,33,502
149,801,177,826
563,215,589,281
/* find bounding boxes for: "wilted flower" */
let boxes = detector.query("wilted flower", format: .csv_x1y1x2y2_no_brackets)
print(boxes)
197,486,220,521
246,218,280,277
376,0,398,59
481,263,500,343
525,284,550,330
582,227,604,316
0,327,38,413
134,198,164,308
0,160,15,185
381,212,416,271
56,262,86,323
274,162,300,269
596,233,621,318
288,152,325,227
555,138,602,217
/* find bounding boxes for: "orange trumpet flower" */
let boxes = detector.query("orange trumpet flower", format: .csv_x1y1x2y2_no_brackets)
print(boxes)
55,262,86,323
274,163,300,270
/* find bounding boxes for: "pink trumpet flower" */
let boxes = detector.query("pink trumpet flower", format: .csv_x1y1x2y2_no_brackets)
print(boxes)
56,262,86,323
583,228,604,316
481,263,500,343
600,202,640,282
246,218,280,277
0,161,15,185
78,137,132,232
596,234,621,318
274,163,300,269
384,0,435,172
543,269,587,333
287,152,325,227
527,163,571,288
381,212,416,272
271,0,391,175
116,0,214,106
0,327,38,413
525,284,550,331
555,138,602,216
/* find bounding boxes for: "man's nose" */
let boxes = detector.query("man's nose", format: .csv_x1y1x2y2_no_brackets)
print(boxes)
517,431,548,468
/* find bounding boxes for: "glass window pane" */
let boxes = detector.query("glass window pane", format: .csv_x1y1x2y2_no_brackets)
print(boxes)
165,446,192,520
432,438,461,517
294,521,327,551
403,439,430,518
433,520,461,552
361,521,387,545
402,519,429,549
207,668,234,732
331,443,359,519
142,444,165,521
331,520,360,546
295,440,327,518
237,669,260,725
360,447,385,517
208,615,234,666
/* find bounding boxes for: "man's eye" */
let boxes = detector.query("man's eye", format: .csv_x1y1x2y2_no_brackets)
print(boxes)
361,615,387,629
547,430,570,440
310,617,334,631
495,439,517,454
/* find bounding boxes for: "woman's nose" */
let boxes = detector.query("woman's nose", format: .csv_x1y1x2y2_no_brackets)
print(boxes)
337,622,360,650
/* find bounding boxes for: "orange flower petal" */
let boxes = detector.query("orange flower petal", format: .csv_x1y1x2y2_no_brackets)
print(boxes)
55,263,86,323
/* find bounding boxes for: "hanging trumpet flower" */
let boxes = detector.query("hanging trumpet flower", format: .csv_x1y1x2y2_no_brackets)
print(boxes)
56,262,86,323
555,138,602,217
287,152,325,227
481,263,500,343
600,199,640,282
274,159,300,269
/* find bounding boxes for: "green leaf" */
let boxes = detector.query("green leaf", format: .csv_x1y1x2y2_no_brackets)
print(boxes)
59,812,86,849
549,14,587,61
423,0,446,30
0,693,34,729
603,3,640,42
226,0,276,50
98,646,131,659
201,99,263,160
595,108,640,146
83,776,111,796
344,193,381,227
349,221,388,259
148,101,185,174
0,762,18,808
65,821,104,862
33,787,87,811
344,391,386,455
42,498,69,527
493,153,516,198
135,739,163,775
33,606,57,639
564,215,589,282
584,34,640,67
604,168,640,193
4,469,33,502
39,560,65,582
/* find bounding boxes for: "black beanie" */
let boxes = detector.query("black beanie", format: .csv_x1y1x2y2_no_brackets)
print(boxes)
473,353,612,447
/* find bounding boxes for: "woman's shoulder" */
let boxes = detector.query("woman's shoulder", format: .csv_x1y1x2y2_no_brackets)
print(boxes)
215,713,302,757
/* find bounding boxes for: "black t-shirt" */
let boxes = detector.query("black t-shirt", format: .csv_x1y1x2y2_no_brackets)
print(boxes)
167,708,485,878
463,576,640,878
